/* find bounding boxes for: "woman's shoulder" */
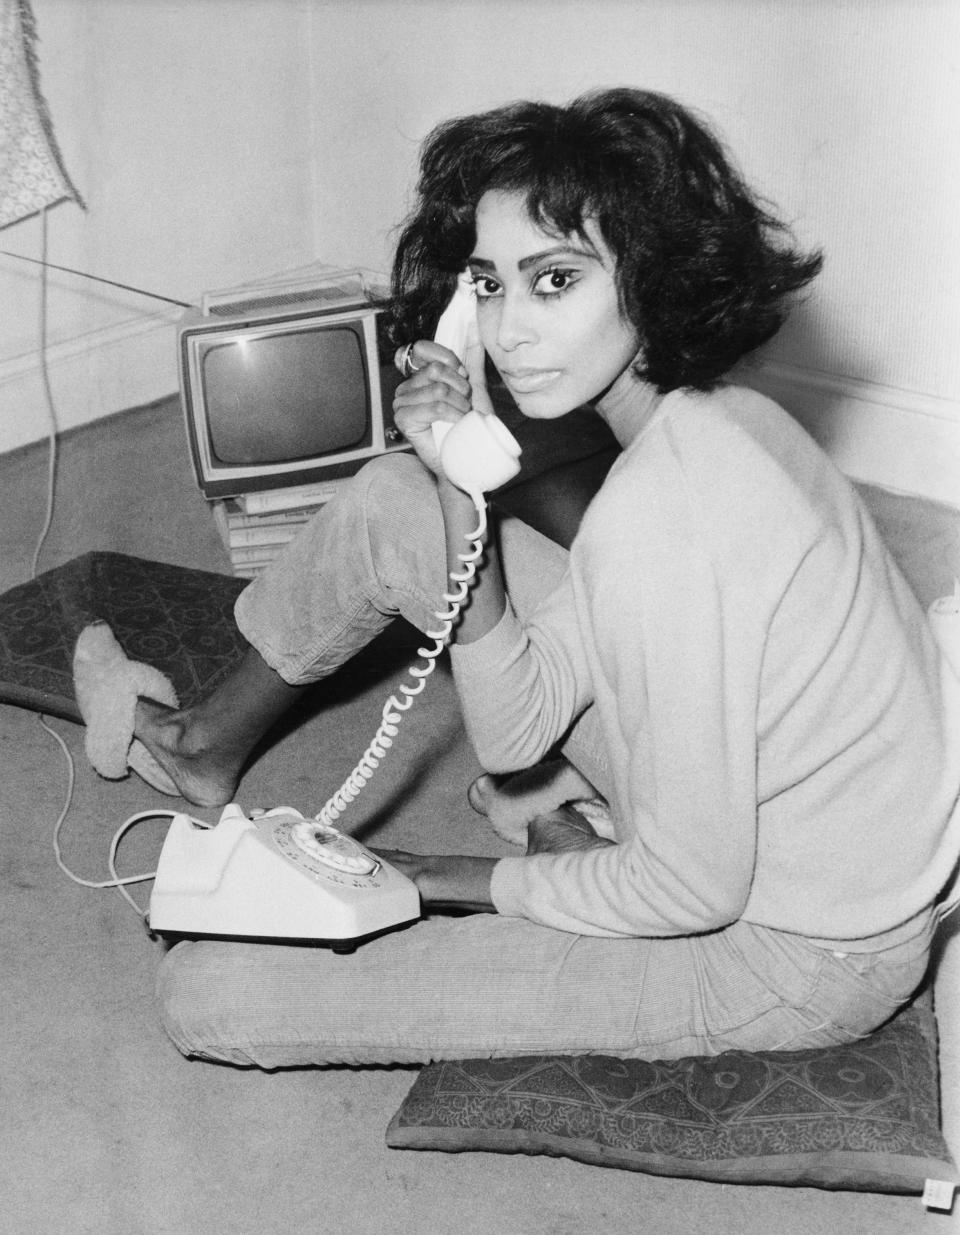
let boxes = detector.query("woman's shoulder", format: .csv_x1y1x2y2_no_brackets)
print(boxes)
602,382,817,495
657,381,809,455
579,380,863,569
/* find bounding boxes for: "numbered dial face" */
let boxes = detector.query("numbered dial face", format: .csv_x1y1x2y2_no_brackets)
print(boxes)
289,820,379,875
273,818,380,878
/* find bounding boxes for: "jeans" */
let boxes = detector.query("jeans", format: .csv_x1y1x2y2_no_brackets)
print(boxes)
158,913,933,1068
157,453,934,1067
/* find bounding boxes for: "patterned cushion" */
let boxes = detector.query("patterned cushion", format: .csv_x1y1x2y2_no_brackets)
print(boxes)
0,551,246,721
387,995,958,1194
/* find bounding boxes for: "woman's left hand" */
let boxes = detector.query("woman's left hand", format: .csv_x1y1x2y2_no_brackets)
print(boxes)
374,807,613,912
373,849,497,912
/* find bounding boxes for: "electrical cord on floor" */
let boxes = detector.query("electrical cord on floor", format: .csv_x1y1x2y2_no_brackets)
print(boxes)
25,207,163,921
31,206,58,579
46,705,180,918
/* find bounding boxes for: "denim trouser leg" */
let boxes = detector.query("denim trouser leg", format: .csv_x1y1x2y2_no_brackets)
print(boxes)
157,913,932,1068
233,452,611,796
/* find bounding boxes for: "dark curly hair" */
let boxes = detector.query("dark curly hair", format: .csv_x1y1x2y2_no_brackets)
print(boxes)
385,88,822,393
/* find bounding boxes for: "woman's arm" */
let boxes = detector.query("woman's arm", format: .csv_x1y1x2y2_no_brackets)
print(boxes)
379,807,613,913
393,332,508,645
388,335,611,910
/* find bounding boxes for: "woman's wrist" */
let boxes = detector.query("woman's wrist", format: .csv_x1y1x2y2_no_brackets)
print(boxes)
436,473,479,519
415,853,497,911
374,848,497,911
437,478,506,644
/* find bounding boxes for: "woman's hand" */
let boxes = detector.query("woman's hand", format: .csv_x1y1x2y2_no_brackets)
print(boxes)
392,319,494,480
374,807,613,919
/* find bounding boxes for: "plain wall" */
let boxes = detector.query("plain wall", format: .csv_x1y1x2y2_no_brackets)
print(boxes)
0,0,957,503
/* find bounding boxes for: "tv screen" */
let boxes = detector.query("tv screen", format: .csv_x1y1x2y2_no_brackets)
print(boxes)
202,323,371,465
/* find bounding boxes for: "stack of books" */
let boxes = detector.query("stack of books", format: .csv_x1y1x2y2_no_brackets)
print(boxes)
211,479,352,578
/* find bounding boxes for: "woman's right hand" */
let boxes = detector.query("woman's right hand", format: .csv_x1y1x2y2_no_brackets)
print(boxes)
392,341,473,478
392,318,494,480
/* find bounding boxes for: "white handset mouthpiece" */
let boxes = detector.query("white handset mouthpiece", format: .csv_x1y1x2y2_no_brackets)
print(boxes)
431,415,521,503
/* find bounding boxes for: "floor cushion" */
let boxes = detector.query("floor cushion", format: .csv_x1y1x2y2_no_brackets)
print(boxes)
387,993,958,1195
0,551,246,721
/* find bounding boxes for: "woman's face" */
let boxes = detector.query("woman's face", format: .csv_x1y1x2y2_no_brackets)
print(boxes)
469,189,640,418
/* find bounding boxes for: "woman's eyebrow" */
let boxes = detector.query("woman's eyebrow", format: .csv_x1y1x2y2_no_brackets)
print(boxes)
469,244,601,273
518,244,598,271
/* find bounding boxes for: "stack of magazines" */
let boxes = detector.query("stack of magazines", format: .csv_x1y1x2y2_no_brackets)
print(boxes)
211,479,352,578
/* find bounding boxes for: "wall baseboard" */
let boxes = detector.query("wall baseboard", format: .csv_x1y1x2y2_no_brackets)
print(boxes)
740,361,960,509
0,310,180,456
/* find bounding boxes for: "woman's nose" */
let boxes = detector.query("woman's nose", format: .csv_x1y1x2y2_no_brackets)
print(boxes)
495,294,537,352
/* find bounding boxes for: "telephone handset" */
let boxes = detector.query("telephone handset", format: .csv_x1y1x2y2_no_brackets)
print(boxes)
312,275,521,830
429,272,521,504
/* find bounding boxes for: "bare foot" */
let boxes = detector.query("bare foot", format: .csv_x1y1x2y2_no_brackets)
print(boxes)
467,759,603,846
526,806,615,855
131,645,307,808
133,699,244,808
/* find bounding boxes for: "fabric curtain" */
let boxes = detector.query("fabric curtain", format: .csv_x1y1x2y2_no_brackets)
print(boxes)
0,0,82,229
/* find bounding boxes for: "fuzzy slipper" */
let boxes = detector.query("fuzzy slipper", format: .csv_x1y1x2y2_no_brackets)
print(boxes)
73,621,181,795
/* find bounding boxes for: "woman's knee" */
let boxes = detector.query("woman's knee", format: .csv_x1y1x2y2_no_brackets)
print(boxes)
354,451,437,519
156,941,260,1066
354,452,446,619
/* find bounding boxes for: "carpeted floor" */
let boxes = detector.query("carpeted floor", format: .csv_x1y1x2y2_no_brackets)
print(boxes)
0,398,949,1233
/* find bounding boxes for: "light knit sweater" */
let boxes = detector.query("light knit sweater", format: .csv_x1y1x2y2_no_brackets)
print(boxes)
450,384,960,945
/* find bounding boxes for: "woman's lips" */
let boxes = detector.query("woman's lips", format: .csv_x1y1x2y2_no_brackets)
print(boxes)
500,368,563,394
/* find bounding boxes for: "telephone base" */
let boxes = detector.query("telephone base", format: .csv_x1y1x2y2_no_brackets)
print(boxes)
150,923,415,955
148,804,422,947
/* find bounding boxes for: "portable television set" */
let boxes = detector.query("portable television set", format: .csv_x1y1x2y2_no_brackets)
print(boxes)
178,268,407,500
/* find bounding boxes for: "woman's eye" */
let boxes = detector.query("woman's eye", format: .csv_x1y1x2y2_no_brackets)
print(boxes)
534,268,577,296
472,276,501,299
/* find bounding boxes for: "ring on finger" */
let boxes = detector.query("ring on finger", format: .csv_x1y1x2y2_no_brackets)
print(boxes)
396,343,421,378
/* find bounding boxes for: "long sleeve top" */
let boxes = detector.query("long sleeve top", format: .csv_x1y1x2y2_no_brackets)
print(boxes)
450,384,960,946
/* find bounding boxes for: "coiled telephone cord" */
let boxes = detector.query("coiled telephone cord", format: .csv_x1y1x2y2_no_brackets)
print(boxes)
315,498,487,827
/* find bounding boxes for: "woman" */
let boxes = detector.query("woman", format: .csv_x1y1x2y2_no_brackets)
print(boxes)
144,88,959,1067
